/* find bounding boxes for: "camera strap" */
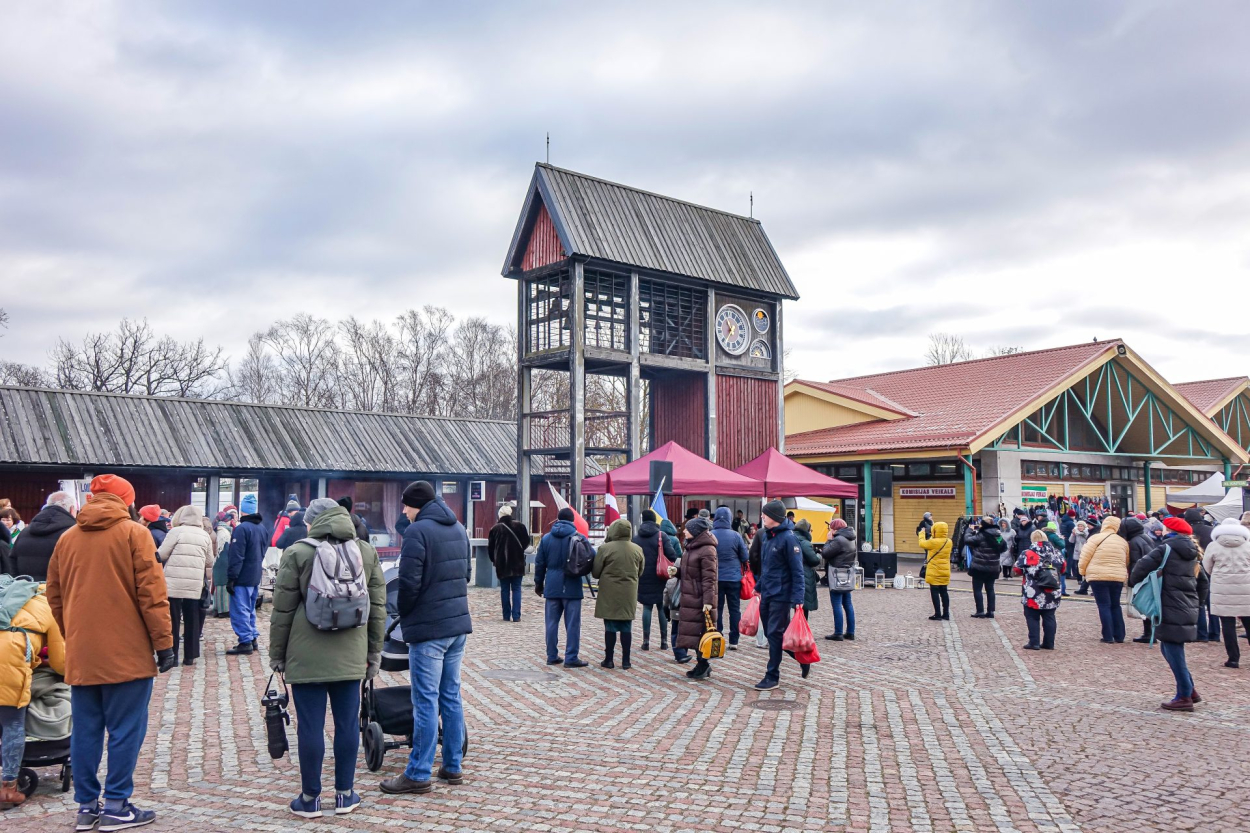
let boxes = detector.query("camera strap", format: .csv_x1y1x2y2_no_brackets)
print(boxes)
264,671,288,700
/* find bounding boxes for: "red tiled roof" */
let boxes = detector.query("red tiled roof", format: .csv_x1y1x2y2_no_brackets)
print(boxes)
1174,377,1249,416
793,380,917,417
787,340,1120,457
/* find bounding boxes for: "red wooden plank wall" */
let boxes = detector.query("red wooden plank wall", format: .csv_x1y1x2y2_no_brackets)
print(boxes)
650,374,706,458
522,201,563,270
716,374,778,470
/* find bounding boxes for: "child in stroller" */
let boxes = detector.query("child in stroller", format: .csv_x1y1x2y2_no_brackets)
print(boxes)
360,563,467,772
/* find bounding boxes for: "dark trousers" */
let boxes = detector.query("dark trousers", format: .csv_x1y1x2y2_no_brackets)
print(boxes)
641,603,668,646
291,680,360,797
71,677,153,805
1197,606,1221,642
1065,554,1080,579
499,575,522,621
929,584,949,617
670,612,688,661
971,571,997,614
1023,607,1057,649
544,597,582,663
1001,565,1013,580
1090,581,1125,642
169,597,203,662
761,598,799,683
1159,640,1194,699
1219,616,1250,664
717,581,742,645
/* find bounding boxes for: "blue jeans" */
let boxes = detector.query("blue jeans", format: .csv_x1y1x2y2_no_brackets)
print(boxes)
230,584,259,643
500,576,523,621
404,636,466,782
829,590,855,636
291,680,360,797
1090,581,1125,642
1159,641,1194,699
544,598,582,663
717,581,742,645
71,677,153,804
1197,606,1221,641
0,705,26,780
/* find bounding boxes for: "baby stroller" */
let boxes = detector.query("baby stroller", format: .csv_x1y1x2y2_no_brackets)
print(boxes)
8,667,73,797
360,563,468,772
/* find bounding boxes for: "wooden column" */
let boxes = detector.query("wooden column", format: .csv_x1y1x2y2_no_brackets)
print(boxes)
569,261,586,513
776,302,786,452
517,277,531,535
205,474,221,520
628,270,642,522
706,288,718,463
463,478,475,539
862,460,874,546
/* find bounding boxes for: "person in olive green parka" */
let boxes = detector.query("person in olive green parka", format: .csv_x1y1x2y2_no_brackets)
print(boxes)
794,519,822,614
592,518,645,670
269,499,386,815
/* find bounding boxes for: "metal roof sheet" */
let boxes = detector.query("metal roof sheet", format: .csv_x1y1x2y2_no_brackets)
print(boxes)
0,387,522,477
504,164,798,300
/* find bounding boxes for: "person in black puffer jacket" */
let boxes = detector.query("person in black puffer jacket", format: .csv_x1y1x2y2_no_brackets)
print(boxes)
10,493,78,580
821,520,857,641
1130,517,1208,712
634,509,678,652
1120,517,1157,643
964,516,1008,618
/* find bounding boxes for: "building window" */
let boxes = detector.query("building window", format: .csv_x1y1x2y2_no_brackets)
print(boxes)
639,278,707,360
190,477,208,513
583,268,629,351
525,270,572,354
1023,462,1036,477
936,463,958,476
890,464,905,478
908,463,931,477
837,466,860,479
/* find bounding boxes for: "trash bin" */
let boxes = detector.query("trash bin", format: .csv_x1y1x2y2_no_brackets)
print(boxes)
472,539,498,589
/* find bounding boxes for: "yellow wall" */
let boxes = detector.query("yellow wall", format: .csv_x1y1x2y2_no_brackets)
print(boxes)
784,392,882,435
1136,485,1167,512
892,482,967,555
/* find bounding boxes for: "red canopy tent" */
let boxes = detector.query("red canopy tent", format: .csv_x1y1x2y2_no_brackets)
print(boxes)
581,441,765,497
733,447,858,498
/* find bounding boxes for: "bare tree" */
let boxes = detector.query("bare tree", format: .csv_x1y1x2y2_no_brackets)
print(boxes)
444,317,515,419
0,361,48,386
983,345,1023,357
924,332,975,366
338,317,399,412
225,333,282,404
51,318,225,396
395,306,453,415
263,314,341,408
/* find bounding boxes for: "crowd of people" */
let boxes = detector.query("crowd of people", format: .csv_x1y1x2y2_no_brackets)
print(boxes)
0,477,471,823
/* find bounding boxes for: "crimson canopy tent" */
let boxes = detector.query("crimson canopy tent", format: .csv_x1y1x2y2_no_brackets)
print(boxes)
581,441,765,497
733,447,858,498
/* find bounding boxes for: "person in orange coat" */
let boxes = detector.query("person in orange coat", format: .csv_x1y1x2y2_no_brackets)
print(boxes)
45,474,175,832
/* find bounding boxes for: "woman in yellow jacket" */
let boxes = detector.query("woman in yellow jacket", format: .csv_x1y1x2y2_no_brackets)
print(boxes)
1077,515,1130,643
0,577,66,810
920,522,954,620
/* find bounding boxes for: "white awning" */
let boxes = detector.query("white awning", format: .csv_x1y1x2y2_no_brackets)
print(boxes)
1205,487,1244,523
1166,472,1225,505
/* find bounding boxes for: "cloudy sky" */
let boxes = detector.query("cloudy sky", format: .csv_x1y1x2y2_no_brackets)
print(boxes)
3,1,1249,386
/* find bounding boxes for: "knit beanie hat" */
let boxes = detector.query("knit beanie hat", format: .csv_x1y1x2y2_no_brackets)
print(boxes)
498,504,513,519
684,517,711,538
762,500,787,524
795,518,811,535
1146,518,1165,536
1162,517,1193,535
402,481,437,510
89,474,135,507
337,496,354,512
642,509,658,524
240,494,259,515
285,498,301,512
303,497,339,529
557,507,575,522
138,505,161,523
830,518,847,530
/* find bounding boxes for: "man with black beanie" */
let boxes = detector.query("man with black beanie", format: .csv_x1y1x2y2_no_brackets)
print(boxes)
754,499,809,690
380,480,472,797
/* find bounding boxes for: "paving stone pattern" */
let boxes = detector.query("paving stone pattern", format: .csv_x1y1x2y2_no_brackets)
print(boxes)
6,583,1249,832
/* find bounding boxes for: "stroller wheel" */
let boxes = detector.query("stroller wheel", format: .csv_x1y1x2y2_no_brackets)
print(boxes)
363,722,385,772
16,767,38,798
61,762,73,793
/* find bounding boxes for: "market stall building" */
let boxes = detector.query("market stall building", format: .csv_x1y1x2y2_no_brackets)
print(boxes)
784,340,1248,554
0,386,552,544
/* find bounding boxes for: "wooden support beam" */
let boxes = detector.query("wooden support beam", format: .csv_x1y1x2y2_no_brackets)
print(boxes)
569,261,586,513
706,287,717,463
628,270,642,523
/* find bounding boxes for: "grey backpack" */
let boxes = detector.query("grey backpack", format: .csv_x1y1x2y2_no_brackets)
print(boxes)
300,538,369,631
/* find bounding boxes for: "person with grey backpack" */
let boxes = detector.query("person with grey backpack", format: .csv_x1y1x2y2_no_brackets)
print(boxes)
268,498,386,819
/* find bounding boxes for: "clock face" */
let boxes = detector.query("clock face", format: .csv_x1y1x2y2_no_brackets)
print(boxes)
749,339,772,360
753,308,770,334
715,304,751,356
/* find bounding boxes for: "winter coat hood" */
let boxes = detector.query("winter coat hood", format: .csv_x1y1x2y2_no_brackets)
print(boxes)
417,498,458,527
307,504,358,542
1212,519,1250,547
932,521,949,538
77,494,132,531
9,506,77,581
550,519,577,539
170,505,204,529
0,588,65,709
1119,517,1143,539
26,506,75,539
605,518,633,542
157,509,215,600
1100,515,1121,534
659,519,679,538
713,507,733,529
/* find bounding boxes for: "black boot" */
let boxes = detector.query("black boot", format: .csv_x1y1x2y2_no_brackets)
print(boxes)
601,631,616,669
621,632,632,670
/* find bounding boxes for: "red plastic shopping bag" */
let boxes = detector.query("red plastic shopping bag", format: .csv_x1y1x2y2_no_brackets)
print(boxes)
740,566,756,599
739,595,761,636
782,607,816,653
795,644,821,665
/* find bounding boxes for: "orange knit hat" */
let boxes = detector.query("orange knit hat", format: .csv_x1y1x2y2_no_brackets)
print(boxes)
89,474,136,507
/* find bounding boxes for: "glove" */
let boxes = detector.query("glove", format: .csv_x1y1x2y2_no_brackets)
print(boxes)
534,581,544,596
270,659,285,674
366,652,381,681
668,565,678,578
156,648,177,674
226,581,235,595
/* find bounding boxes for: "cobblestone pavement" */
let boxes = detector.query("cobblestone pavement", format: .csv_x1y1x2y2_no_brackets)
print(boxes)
6,581,1250,832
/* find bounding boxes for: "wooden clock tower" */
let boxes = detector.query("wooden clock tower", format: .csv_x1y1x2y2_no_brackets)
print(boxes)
502,164,798,516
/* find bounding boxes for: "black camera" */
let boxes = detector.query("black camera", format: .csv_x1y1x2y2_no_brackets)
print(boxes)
262,674,290,760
